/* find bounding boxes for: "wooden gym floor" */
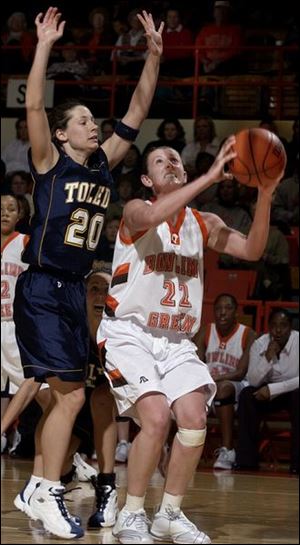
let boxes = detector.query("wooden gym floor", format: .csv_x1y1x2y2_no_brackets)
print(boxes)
1,456,299,544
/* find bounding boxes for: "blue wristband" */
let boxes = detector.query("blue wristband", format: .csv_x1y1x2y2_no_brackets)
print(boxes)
114,121,139,142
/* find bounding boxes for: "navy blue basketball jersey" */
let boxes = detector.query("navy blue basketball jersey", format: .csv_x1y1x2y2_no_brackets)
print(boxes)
23,147,114,275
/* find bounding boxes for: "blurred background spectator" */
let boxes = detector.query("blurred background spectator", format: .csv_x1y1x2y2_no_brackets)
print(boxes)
1,117,30,175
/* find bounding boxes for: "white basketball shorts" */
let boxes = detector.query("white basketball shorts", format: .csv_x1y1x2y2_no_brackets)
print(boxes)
98,317,216,419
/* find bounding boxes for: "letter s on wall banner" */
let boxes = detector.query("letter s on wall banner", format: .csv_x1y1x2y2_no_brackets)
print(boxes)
6,79,54,108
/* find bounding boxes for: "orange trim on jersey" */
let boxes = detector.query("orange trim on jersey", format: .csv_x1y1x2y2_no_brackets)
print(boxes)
119,219,148,245
113,263,130,278
216,322,240,344
105,295,119,312
23,235,30,248
1,231,20,253
241,326,250,350
167,208,186,241
97,340,106,350
204,323,212,349
107,368,123,381
191,209,209,247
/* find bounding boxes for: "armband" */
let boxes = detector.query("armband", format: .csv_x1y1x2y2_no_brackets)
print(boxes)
115,121,139,142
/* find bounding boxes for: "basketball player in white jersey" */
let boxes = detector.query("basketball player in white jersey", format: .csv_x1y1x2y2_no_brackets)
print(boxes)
1,193,31,452
98,137,284,544
195,293,256,470
1,192,50,470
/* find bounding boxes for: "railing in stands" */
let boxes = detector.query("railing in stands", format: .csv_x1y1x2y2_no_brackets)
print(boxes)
1,43,299,119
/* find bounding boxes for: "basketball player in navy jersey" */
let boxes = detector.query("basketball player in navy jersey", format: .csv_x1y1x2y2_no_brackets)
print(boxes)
12,6,163,539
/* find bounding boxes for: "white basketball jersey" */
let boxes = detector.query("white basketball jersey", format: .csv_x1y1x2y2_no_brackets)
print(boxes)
205,322,250,376
1,232,29,321
105,207,208,337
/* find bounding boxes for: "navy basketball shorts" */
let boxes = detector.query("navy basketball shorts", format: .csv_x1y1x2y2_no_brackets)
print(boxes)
13,266,89,383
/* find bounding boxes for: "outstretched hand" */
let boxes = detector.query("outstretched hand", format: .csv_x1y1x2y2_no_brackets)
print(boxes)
35,6,65,46
137,11,164,57
207,136,237,184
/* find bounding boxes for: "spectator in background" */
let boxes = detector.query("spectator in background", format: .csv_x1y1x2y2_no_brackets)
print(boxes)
1,117,30,175
2,11,35,74
160,7,194,77
84,7,115,75
271,155,299,230
46,40,88,80
195,293,256,470
112,8,147,76
195,1,243,75
235,309,299,474
189,151,217,208
119,144,141,177
202,179,252,268
96,216,121,264
143,117,186,155
107,173,136,221
181,116,220,178
7,170,33,222
100,118,118,142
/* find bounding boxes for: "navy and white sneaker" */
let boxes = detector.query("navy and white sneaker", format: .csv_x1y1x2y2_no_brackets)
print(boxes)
88,475,118,528
31,485,84,539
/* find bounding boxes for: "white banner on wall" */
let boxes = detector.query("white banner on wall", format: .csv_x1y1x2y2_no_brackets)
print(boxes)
6,79,54,108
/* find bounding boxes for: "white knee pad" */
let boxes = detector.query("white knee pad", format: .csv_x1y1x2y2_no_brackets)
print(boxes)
176,427,207,448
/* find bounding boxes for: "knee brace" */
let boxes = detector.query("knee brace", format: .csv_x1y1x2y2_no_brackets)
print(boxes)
214,393,236,407
176,427,207,448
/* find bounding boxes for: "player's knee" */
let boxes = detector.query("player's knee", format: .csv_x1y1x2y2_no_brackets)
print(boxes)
214,393,236,407
176,427,207,448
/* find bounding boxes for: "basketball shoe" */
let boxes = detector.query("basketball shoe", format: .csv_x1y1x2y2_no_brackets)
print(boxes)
150,506,211,544
115,441,131,463
113,507,153,544
73,452,97,481
213,447,236,470
30,485,84,539
88,473,118,528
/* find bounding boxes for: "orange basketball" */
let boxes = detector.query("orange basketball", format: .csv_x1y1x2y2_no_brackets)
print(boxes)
228,128,286,187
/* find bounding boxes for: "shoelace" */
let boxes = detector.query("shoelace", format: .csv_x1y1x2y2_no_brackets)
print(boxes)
165,507,197,532
125,511,151,531
90,479,114,511
50,487,81,521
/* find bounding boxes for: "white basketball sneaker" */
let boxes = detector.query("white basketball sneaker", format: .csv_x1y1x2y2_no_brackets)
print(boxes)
150,506,211,544
115,441,131,463
30,485,84,539
73,452,97,481
113,507,153,544
213,447,236,470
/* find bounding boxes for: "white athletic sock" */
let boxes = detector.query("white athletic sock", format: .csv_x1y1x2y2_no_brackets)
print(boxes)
39,478,61,492
124,493,146,512
160,491,183,512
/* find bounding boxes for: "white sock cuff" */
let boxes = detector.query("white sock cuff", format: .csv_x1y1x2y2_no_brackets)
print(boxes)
124,493,145,512
29,475,42,485
39,478,61,491
160,491,183,511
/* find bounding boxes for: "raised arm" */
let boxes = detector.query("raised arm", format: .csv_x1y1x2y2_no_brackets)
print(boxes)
202,172,284,261
102,11,164,169
26,7,65,172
